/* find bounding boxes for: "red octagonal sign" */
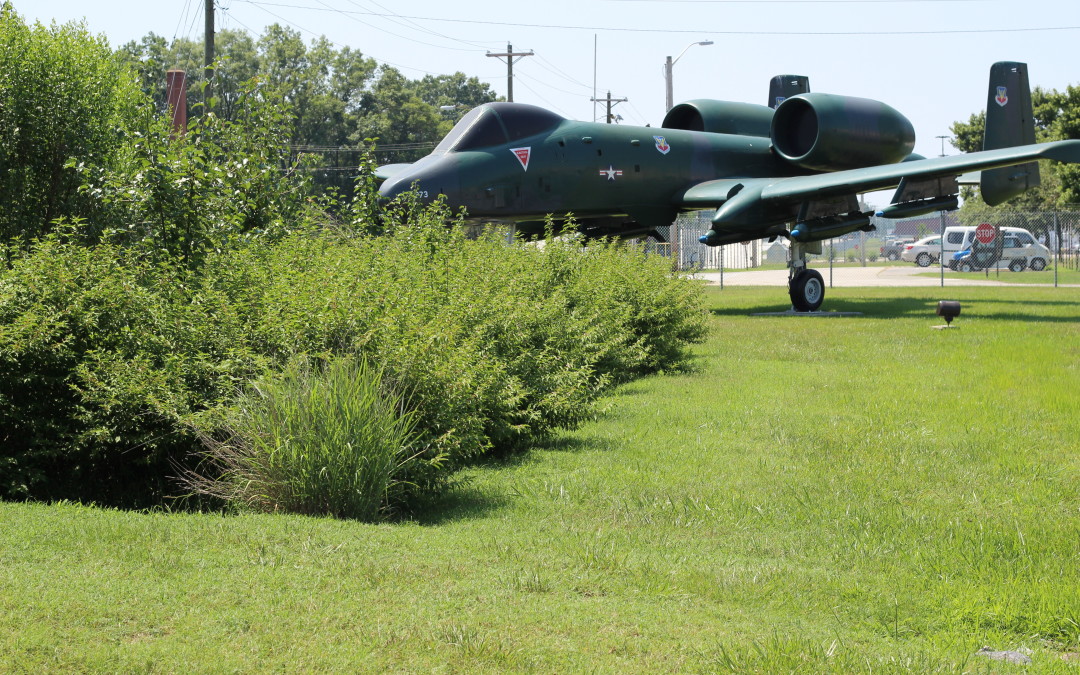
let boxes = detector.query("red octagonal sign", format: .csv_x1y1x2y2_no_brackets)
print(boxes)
975,222,996,244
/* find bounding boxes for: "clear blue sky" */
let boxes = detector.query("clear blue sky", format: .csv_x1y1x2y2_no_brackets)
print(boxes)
16,0,1080,167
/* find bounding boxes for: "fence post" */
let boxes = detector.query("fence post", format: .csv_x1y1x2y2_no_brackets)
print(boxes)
1054,210,1060,287
829,239,834,288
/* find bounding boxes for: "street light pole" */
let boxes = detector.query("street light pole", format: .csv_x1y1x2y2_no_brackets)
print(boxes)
664,40,713,111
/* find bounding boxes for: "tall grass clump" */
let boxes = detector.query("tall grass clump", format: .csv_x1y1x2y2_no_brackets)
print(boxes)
188,356,419,520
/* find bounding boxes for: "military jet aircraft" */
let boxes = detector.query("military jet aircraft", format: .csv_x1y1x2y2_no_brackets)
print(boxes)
377,62,1080,311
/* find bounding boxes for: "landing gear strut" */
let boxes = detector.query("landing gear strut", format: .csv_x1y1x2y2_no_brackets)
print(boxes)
788,241,825,312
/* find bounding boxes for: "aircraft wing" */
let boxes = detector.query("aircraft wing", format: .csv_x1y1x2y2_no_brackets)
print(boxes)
758,140,1080,203
676,139,1080,234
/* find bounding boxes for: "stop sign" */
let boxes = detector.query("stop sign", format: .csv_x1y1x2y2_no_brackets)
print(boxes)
975,223,996,244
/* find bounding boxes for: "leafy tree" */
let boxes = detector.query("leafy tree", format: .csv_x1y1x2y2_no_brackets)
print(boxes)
0,4,143,252
415,72,505,132
357,66,444,156
119,25,497,172
71,79,318,269
118,29,260,121
950,85,1080,211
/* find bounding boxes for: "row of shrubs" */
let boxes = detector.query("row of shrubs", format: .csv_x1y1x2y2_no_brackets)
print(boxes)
1,11,709,519
0,201,708,518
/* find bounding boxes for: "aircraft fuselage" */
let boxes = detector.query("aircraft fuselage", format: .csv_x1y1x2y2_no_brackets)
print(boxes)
378,118,801,237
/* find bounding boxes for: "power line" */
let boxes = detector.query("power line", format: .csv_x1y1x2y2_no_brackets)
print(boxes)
307,0,477,52
229,1,1080,36
341,0,495,50
609,0,986,3
533,55,592,92
236,0,447,76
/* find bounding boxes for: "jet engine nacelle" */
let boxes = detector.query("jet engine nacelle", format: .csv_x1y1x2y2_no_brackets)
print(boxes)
771,93,915,171
662,100,774,138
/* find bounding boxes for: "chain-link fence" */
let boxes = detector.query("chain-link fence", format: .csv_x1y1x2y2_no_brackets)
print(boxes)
658,210,1080,287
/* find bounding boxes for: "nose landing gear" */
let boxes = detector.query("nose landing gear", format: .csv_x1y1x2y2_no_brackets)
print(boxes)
788,241,825,312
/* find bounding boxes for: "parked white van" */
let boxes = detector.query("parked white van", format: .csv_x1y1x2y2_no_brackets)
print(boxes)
941,225,1050,271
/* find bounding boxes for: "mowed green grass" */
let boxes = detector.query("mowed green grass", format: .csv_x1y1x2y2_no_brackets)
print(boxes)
919,267,1080,285
3,286,1079,673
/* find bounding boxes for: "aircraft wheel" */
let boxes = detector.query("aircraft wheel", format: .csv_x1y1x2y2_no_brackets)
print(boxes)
916,252,932,267
789,269,825,312
1029,257,1046,271
1008,258,1026,272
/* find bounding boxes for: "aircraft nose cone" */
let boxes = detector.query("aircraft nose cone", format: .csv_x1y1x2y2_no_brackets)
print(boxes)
377,159,460,207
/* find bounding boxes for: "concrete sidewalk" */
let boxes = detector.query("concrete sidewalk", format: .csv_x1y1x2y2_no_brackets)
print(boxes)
695,265,1080,288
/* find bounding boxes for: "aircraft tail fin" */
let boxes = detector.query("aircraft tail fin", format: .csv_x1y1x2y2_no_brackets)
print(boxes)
981,61,1040,205
768,75,809,109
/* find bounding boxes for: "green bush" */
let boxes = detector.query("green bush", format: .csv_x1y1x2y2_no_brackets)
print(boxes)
1,200,707,513
237,210,707,478
186,355,420,520
0,7,143,252
0,234,263,505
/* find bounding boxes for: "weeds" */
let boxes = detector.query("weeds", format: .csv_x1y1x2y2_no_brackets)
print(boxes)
184,355,420,520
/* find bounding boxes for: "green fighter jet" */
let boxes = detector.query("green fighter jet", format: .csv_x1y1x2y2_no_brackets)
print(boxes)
377,62,1080,311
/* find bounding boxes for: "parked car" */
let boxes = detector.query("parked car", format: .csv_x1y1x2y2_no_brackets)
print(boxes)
951,228,1051,272
900,236,942,267
880,237,915,261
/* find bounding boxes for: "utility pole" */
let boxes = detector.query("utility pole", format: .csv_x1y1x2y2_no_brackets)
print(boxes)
664,56,674,112
936,135,949,286
590,91,627,124
486,43,533,102
204,0,215,106
664,41,713,111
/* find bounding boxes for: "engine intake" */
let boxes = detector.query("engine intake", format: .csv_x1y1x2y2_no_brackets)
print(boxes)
662,100,774,138
771,93,915,171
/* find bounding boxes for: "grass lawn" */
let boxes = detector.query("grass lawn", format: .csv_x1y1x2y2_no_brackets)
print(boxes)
3,286,1079,672
915,267,1080,285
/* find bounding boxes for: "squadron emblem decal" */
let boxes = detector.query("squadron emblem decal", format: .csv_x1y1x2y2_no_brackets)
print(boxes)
995,86,1008,107
653,135,671,155
510,147,531,171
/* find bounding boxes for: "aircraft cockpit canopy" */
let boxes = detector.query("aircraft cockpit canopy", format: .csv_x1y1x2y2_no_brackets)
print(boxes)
434,103,564,154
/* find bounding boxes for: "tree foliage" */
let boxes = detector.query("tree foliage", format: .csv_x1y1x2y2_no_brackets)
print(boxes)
0,4,143,252
117,25,499,177
951,85,1080,212
70,79,320,269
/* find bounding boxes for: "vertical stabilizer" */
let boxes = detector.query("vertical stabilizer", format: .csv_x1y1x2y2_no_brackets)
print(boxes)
768,75,810,109
981,61,1040,205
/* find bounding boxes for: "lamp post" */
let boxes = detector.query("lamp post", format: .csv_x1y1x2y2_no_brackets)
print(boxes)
664,40,713,111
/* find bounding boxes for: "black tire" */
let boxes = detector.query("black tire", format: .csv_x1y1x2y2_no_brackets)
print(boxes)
1008,258,1026,272
959,261,975,273
1029,257,1046,271
887,252,899,261
789,268,825,312
915,252,932,267
948,260,959,271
